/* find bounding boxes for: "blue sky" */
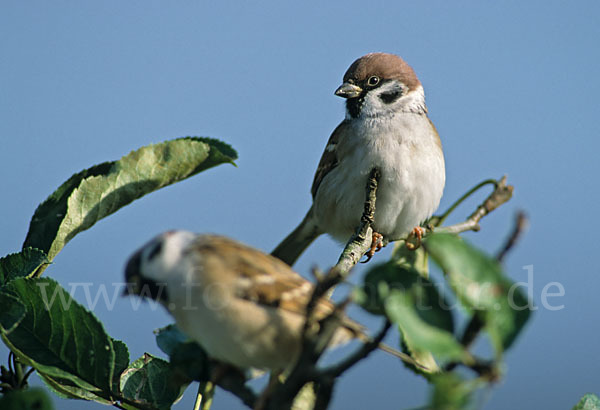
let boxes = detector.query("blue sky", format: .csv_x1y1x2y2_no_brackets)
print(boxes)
1,2,599,409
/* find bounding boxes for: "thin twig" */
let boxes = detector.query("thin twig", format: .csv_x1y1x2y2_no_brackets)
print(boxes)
460,316,485,350
209,173,516,409
303,168,382,356
435,176,513,235
19,367,35,388
270,269,351,409
8,352,14,377
496,211,528,263
445,316,485,373
335,168,381,273
319,321,392,379
434,179,498,227
444,351,498,380
267,168,382,410
214,371,257,408
13,354,24,388
298,168,382,367
313,381,334,410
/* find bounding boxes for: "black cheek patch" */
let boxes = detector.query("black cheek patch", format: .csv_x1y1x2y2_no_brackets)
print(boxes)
148,240,164,261
379,90,402,104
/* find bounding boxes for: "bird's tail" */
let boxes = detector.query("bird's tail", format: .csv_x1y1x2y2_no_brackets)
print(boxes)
271,206,321,266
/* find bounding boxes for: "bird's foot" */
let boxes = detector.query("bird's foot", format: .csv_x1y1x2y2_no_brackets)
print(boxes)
362,232,384,263
405,227,425,250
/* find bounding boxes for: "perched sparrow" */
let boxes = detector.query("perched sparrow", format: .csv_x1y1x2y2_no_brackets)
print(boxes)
124,231,412,372
272,53,445,266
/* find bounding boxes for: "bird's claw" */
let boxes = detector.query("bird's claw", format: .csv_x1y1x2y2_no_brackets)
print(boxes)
405,227,425,250
361,232,384,263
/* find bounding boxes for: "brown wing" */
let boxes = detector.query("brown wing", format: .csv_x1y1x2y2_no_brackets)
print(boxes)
194,235,335,319
310,120,350,198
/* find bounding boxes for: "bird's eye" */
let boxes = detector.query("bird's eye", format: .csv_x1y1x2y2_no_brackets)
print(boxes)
367,76,380,86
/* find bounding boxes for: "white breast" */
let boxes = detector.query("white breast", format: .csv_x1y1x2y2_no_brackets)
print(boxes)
313,113,445,242
165,259,305,370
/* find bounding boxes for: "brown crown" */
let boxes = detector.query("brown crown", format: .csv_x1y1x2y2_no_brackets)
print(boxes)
343,53,421,90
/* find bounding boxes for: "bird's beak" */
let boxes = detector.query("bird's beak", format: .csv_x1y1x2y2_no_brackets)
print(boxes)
334,82,363,99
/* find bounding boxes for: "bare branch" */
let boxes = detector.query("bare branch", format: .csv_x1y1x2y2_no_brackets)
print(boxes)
214,370,257,408
319,320,392,380
444,354,500,382
266,169,382,409
217,173,516,409
335,168,381,274
497,211,529,262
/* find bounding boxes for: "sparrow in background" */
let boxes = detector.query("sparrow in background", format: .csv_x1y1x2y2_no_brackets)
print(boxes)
272,53,445,266
124,231,414,372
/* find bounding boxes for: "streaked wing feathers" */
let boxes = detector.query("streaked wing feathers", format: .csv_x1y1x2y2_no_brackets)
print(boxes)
311,121,349,198
192,235,336,320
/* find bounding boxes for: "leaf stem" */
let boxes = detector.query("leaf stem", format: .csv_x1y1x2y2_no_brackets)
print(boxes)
8,352,14,376
13,354,24,386
433,176,513,236
19,367,35,388
434,179,498,227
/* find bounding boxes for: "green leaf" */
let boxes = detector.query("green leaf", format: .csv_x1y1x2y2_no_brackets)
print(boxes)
169,340,210,383
0,292,26,333
154,324,188,356
391,239,429,278
0,387,55,410
429,373,477,410
385,290,466,364
38,373,112,404
0,278,124,398
120,353,188,410
22,162,112,262
357,262,464,372
112,338,130,394
23,137,238,266
424,233,531,355
155,324,211,383
0,248,49,286
573,393,600,410
358,262,454,331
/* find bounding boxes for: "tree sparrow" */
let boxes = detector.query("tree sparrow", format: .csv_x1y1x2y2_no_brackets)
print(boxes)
272,53,445,266
124,231,411,372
